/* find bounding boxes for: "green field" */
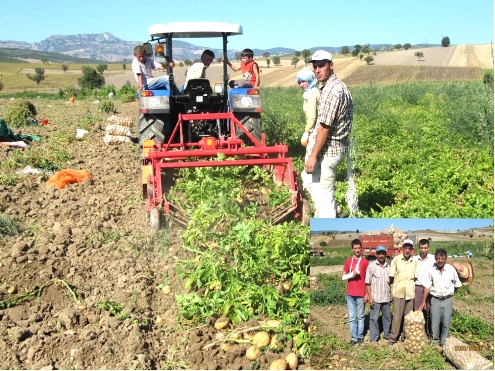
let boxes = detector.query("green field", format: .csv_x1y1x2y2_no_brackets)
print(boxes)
261,80,494,218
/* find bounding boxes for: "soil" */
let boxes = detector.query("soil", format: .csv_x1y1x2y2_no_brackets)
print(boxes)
0,99,308,370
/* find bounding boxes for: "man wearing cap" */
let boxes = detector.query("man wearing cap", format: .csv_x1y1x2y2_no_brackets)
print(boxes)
365,245,392,343
303,50,353,218
388,238,417,346
414,238,435,339
418,248,463,347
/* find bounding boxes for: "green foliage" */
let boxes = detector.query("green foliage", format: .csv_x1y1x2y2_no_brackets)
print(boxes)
0,213,21,237
96,64,108,74
95,85,116,98
442,36,451,47
483,71,494,87
27,68,45,84
0,80,3,91
78,66,105,89
171,160,309,326
61,63,69,72
272,56,281,65
97,100,115,113
364,56,374,65
291,57,299,68
95,299,129,320
3,98,37,127
310,275,347,306
118,82,137,103
450,310,493,342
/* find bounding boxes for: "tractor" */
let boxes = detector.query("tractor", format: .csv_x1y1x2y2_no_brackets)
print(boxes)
137,22,309,234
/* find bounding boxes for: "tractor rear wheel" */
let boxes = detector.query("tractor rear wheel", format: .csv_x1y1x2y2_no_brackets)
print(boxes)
235,113,262,146
139,114,165,147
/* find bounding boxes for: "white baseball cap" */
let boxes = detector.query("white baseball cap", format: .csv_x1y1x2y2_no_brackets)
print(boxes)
402,239,414,247
307,50,333,63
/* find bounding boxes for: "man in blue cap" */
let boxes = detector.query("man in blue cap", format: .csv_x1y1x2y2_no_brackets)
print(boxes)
365,245,392,343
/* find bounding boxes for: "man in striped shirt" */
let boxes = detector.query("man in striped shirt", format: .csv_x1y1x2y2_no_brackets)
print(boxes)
365,245,392,343
304,50,353,218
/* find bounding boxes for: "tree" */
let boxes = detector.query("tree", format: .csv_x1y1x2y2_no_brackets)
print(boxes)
184,59,192,66
27,68,45,84
61,64,69,72
359,53,364,60
364,56,374,65
235,52,241,61
441,36,451,47
319,241,328,247
341,46,350,55
40,58,48,64
356,229,359,234
414,51,424,60
394,44,402,51
216,57,222,64
262,52,271,58
352,49,359,58
0,80,4,91
301,49,311,64
272,56,281,65
78,66,105,89
403,43,412,50
362,44,371,55
294,51,301,58
96,64,108,74
122,63,126,71
354,44,362,53
291,57,299,68
266,58,271,68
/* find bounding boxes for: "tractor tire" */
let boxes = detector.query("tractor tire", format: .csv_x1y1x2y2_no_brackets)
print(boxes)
235,113,262,146
138,113,165,147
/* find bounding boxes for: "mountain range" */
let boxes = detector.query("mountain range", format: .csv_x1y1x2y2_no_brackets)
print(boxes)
0,32,431,63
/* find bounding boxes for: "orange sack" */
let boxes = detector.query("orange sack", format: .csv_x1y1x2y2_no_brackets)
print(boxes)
46,169,92,189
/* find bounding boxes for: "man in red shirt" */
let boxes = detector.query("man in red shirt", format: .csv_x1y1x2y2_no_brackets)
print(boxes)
342,239,369,345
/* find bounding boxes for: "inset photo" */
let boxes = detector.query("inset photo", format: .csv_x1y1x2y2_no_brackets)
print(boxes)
309,218,493,370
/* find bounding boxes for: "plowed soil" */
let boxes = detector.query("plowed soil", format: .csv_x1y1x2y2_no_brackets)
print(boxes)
0,99,308,370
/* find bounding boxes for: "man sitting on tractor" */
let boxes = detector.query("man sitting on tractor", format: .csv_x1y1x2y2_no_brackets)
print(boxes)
184,49,215,88
132,45,177,92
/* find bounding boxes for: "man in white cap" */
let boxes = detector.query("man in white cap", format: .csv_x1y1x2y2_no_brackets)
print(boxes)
303,50,353,218
388,238,417,345
414,238,435,339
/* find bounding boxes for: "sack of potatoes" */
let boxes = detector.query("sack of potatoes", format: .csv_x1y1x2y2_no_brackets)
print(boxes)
443,337,494,370
403,310,428,354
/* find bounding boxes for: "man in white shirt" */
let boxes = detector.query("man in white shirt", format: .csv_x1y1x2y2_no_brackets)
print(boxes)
184,49,215,88
414,238,435,339
131,45,175,92
418,248,462,346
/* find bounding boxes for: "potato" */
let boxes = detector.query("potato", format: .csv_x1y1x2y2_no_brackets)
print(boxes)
269,359,287,370
214,316,230,330
7,285,16,294
162,285,171,295
252,331,271,348
282,281,291,291
245,345,260,360
266,320,282,328
220,342,232,351
285,352,298,370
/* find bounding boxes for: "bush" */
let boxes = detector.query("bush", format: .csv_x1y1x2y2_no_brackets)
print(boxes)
3,99,37,128
78,66,105,89
97,100,115,113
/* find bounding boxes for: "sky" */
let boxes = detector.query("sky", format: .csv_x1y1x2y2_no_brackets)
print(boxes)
310,219,494,232
1,0,493,51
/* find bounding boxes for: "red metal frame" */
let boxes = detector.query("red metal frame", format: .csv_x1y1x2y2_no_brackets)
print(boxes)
143,112,302,225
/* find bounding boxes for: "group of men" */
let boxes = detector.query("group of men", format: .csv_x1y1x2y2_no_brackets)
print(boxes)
343,238,472,348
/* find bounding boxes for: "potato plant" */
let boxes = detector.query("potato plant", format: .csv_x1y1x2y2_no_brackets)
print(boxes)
171,160,310,352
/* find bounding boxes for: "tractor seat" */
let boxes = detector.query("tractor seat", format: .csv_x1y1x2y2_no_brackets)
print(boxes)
183,78,212,95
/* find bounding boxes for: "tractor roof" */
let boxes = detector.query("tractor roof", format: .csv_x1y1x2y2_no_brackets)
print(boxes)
149,22,243,39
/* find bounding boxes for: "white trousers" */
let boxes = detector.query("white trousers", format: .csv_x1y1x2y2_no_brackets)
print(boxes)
302,152,347,218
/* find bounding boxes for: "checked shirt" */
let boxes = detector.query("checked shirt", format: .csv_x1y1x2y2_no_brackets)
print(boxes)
315,74,353,157
365,260,391,303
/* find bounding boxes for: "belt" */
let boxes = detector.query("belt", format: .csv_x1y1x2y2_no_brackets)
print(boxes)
433,294,453,300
